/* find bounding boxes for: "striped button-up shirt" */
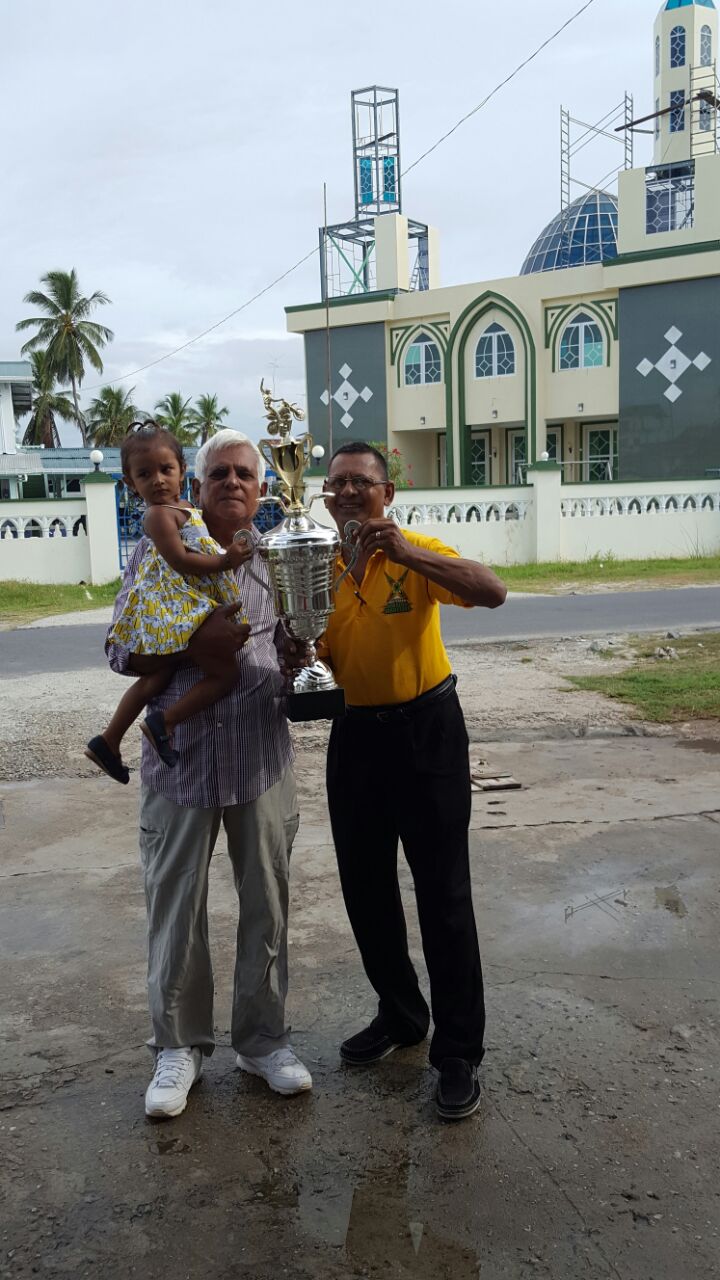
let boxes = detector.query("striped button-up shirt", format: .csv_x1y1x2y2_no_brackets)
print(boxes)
105,526,293,809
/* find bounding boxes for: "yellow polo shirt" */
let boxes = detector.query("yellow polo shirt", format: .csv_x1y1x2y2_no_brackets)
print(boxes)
317,530,473,707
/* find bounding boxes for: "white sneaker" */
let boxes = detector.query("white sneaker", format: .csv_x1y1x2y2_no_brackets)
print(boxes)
145,1047,203,1118
236,1046,312,1096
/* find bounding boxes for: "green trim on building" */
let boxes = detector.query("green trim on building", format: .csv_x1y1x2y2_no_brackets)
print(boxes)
597,298,618,339
392,321,450,387
390,325,414,365
604,240,720,269
447,291,537,485
285,290,402,315
546,300,615,371
544,305,567,347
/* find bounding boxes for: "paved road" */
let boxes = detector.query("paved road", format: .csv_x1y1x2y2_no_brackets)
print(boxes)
3,585,720,677
442,583,720,644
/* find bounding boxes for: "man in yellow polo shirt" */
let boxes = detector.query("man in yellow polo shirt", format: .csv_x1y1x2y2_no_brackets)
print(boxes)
318,441,506,1121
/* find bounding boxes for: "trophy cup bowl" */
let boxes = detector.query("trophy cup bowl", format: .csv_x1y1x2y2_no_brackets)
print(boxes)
257,515,353,722
235,381,359,722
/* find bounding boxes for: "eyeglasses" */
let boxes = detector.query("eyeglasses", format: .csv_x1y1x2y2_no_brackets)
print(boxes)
323,475,385,493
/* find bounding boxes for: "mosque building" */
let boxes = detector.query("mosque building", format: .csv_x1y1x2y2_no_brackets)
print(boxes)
286,1,720,488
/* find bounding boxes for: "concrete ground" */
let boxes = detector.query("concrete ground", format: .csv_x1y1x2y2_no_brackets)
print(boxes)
1,627,720,1279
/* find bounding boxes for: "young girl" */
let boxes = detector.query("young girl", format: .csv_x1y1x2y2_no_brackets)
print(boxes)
85,422,252,784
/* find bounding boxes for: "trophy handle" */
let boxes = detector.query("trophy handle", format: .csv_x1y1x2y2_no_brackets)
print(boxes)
232,529,273,597
258,440,277,473
333,520,362,591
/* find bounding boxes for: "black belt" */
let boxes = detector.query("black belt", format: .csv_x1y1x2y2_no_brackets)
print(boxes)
345,675,456,723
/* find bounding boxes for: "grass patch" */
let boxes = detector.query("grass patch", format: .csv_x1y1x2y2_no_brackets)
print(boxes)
568,632,720,723
0,579,122,629
493,555,720,594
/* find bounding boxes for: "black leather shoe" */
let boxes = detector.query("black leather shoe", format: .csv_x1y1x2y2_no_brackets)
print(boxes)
141,711,179,768
436,1058,481,1121
340,1018,423,1066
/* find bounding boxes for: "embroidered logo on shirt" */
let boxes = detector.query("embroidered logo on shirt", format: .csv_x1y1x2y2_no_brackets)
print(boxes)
382,570,413,615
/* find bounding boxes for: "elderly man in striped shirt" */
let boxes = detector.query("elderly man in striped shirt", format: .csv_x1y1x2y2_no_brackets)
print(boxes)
106,429,311,1118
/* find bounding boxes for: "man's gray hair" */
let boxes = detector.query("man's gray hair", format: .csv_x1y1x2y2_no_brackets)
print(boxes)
194,429,265,486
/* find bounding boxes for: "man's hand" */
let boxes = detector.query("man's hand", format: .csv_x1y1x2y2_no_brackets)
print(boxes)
357,518,414,566
188,603,251,666
277,630,314,680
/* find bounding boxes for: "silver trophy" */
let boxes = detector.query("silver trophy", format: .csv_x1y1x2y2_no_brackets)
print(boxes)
234,382,359,722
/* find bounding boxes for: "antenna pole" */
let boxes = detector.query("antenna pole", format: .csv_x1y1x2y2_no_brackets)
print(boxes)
323,182,333,461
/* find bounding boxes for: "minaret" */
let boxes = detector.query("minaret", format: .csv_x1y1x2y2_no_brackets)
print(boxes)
653,0,718,165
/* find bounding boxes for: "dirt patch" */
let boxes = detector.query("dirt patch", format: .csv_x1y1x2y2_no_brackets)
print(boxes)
0,635,660,785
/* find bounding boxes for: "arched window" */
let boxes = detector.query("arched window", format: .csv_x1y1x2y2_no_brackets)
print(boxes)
701,25,713,68
670,25,686,69
404,332,442,386
559,313,604,370
475,323,516,378
655,35,660,77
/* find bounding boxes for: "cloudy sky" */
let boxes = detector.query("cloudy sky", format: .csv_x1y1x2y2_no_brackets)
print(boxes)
1,0,661,444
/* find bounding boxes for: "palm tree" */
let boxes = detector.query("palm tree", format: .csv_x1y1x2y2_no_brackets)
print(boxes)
19,351,82,449
16,269,113,444
154,392,198,446
86,386,144,447
189,393,229,445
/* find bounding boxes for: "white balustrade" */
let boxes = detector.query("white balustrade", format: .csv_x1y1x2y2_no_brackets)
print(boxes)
561,491,720,518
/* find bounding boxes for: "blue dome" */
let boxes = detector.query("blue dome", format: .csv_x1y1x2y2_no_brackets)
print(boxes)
664,1,715,9
520,192,619,276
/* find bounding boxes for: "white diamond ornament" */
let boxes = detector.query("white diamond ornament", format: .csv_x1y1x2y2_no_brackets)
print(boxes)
319,363,374,431
656,346,691,384
334,380,359,409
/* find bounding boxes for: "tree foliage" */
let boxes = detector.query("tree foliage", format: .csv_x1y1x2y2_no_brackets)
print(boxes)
154,392,198,445
19,351,81,449
189,393,229,445
16,269,113,444
86,386,145,447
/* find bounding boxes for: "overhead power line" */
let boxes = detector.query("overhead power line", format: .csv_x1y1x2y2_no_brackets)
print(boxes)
90,0,599,391
401,0,598,177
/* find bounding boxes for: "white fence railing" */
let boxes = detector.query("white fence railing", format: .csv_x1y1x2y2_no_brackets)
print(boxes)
0,506,88,539
384,478,720,564
561,491,720,518
1,477,719,581
0,487,118,584
388,491,530,526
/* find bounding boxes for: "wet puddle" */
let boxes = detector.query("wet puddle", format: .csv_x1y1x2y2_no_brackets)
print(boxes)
298,1165,481,1276
655,885,688,917
150,1136,191,1156
677,738,720,755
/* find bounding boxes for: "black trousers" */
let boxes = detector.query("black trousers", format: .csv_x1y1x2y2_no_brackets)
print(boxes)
326,684,485,1069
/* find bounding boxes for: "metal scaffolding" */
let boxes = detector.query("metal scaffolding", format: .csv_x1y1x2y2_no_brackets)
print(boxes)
690,62,720,158
560,93,635,216
319,86,430,300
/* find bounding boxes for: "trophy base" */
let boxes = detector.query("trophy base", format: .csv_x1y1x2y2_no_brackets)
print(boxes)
285,687,346,723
